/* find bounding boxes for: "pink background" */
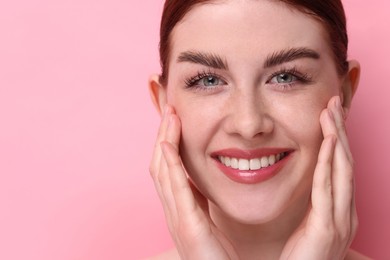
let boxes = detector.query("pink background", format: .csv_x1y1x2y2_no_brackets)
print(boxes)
0,0,389,259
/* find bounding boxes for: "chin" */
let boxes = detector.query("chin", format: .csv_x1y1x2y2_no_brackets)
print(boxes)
208,181,312,228
209,193,290,226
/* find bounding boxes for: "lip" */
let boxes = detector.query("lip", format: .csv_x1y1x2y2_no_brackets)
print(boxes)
211,148,294,184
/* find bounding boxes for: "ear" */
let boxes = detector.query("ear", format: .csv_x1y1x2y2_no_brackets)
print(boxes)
148,74,167,116
340,60,361,118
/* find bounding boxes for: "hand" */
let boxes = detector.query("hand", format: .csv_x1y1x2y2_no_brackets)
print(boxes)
149,105,239,260
280,96,358,260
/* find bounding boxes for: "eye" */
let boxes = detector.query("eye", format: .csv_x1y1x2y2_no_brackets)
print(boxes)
270,73,298,84
184,72,227,90
201,76,223,86
266,68,313,91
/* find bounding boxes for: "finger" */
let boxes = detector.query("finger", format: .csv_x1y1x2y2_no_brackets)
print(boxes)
157,148,180,235
159,112,185,222
321,100,355,236
331,97,356,235
189,181,210,217
332,137,354,238
166,113,181,149
311,134,336,226
156,112,182,226
161,141,204,222
149,105,178,232
327,96,353,163
349,185,359,245
164,114,210,227
149,105,173,178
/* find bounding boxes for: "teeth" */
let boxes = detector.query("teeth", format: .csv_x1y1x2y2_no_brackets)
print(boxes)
219,156,224,164
231,158,238,169
225,157,231,167
238,159,249,170
260,157,269,168
269,154,276,166
249,158,261,170
218,152,287,170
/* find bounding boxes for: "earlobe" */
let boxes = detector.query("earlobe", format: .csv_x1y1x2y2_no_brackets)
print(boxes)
148,74,167,116
341,60,361,116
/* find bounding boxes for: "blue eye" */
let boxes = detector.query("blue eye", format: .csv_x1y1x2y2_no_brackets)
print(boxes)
185,72,227,89
201,76,222,86
270,73,298,84
267,68,313,90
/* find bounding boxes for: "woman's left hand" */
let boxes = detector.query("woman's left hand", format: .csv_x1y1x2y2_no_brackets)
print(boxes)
280,96,358,260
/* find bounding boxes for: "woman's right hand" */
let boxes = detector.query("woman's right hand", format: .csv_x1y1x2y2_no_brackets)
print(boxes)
149,105,239,260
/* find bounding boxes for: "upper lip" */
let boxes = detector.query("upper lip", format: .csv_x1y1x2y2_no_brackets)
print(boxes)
210,148,293,159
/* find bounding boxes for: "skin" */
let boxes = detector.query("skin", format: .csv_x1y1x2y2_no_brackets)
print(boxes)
148,0,368,259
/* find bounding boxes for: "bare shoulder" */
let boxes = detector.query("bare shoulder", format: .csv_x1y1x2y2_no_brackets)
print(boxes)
345,249,372,260
144,248,180,260
144,248,370,260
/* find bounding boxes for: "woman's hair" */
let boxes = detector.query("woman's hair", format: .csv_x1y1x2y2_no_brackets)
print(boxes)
158,0,349,86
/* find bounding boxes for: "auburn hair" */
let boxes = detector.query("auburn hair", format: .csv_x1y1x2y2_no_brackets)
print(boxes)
158,0,349,85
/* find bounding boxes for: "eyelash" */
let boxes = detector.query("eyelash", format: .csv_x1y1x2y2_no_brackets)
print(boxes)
268,67,313,90
184,69,226,90
184,66,313,91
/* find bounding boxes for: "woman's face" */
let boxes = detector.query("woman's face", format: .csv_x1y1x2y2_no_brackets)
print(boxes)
164,0,342,224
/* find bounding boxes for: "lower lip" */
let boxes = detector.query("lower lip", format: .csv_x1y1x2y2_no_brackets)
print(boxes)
214,153,292,184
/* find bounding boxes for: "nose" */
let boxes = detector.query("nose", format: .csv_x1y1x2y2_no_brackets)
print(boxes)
223,90,274,140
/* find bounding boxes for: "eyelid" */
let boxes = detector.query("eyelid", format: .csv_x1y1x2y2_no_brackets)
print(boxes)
266,67,313,85
184,70,228,89
269,73,297,84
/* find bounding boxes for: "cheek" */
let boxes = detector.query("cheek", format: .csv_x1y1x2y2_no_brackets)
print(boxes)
271,92,328,149
175,102,219,192
174,97,217,161
171,88,224,151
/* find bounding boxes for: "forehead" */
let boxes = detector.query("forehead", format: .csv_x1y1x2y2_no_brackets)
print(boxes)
170,0,332,64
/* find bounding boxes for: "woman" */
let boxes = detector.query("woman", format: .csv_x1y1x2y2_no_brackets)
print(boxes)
148,0,370,259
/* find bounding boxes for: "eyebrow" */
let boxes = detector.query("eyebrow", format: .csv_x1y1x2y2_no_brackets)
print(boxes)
176,47,319,70
177,50,229,70
264,47,320,68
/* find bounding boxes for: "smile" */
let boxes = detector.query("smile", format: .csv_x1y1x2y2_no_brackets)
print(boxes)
211,148,292,184
218,152,288,171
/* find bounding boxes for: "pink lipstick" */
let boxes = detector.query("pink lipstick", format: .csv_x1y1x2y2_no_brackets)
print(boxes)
211,148,293,184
